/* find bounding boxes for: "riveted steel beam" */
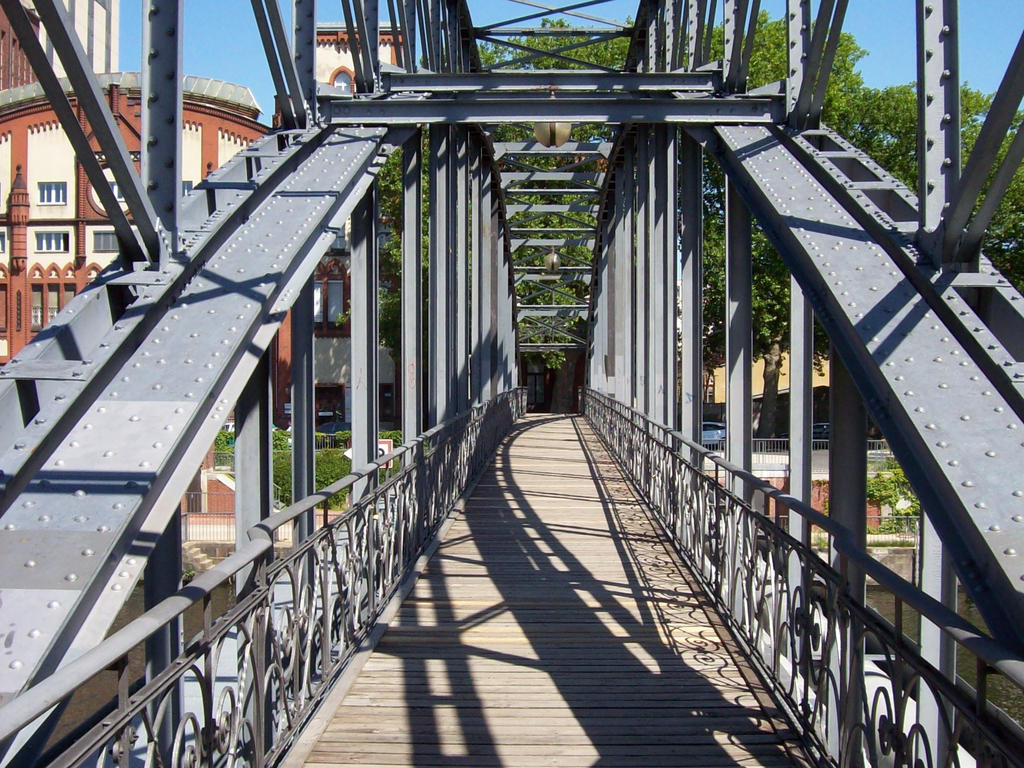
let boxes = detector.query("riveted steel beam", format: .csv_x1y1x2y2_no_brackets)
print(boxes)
0,125,402,711
384,70,719,92
708,123,1024,654
322,95,784,124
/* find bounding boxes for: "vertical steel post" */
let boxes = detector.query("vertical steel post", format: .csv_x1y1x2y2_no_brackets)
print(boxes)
787,278,813,696
402,132,423,438
787,0,810,119
471,138,493,404
293,0,317,123
787,281,813,525
291,281,315,540
235,353,273,562
615,148,635,406
916,0,959,241
646,126,664,421
141,4,183,754
661,126,678,427
634,129,649,413
603,201,616,395
351,186,379,502
679,132,702,441
499,228,514,393
455,128,470,412
490,176,504,396
428,127,451,424
141,0,182,265
725,181,752,494
828,351,866,767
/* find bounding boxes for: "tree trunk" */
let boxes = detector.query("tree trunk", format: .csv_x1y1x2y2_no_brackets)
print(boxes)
756,341,782,438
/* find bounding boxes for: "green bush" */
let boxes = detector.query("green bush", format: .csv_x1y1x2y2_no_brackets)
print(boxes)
214,430,234,451
866,465,920,517
272,429,291,451
273,448,352,509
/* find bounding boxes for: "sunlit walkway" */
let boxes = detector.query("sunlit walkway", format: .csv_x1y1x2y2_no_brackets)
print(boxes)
295,415,805,767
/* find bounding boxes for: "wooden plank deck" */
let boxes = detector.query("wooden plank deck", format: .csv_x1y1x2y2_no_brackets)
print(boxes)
300,414,806,767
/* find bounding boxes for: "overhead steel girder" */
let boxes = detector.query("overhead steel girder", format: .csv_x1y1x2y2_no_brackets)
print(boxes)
518,305,588,319
0,125,403,701
495,142,612,157
383,70,720,92
520,342,584,351
513,238,594,249
707,124,1024,654
322,94,784,124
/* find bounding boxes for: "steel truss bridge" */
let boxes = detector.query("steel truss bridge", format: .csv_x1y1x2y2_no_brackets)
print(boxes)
0,0,1023,765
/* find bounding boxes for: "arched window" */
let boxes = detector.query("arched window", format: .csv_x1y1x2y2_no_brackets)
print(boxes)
330,67,354,94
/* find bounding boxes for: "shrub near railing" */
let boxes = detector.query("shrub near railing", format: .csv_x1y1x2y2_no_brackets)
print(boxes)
581,388,1024,768
0,389,526,768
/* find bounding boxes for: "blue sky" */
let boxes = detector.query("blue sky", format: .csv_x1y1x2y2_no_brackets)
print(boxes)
119,1,1023,120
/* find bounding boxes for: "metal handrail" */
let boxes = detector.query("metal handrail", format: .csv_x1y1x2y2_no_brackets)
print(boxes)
586,389,1024,687
582,387,1024,766
0,389,527,762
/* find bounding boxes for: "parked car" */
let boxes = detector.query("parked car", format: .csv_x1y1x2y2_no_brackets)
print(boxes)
701,421,726,445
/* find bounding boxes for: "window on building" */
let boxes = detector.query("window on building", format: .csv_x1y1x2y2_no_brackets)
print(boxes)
47,285,59,322
64,283,76,304
38,181,67,205
312,277,323,322
110,182,125,201
93,230,118,252
332,70,354,93
326,280,344,325
182,180,194,196
30,285,42,330
0,285,7,333
0,231,7,253
36,231,69,252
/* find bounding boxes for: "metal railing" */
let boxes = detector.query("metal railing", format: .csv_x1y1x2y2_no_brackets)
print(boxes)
0,388,525,768
582,388,1024,768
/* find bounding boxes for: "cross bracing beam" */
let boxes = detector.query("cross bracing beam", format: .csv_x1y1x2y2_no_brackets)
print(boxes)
0,125,402,707
783,125,1024,408
495,142,612,157
512,238,595,248
518,305,589,318
321,94,785,124
383,70,719,92
707,123,1024,654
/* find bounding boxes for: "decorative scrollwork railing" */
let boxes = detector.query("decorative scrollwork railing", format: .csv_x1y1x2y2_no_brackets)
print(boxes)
0,388,525,768
582,388,1024,768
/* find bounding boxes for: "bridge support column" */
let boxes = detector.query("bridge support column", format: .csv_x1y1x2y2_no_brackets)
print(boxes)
236,352,274,564
429,126,455,422
787,279,814,697
646,125,664,422
725,180,752,498
490,174,504,396
402,131,423,437
653,124,677,427
351,185,379,501
679,131,702,442
634,128,649,413
614,146,634,406
455,128,470,412
291,279,315,539
471,136,493,404
828,351,867,766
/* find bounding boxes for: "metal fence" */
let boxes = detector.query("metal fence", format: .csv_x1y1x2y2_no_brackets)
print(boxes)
0,389,526,767
582,388,1024,768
